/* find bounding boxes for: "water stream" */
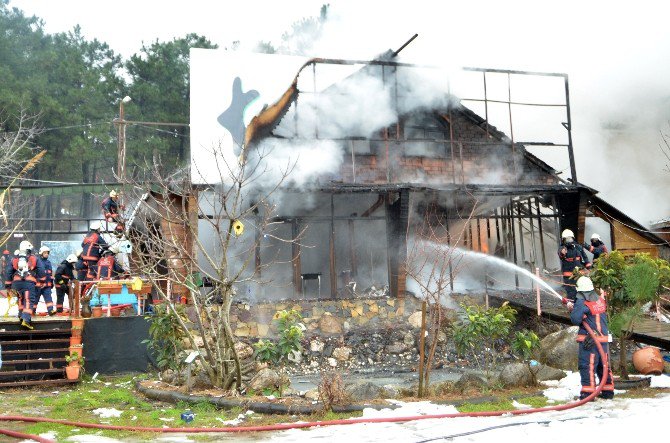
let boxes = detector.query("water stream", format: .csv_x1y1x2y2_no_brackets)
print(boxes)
454,248,563,300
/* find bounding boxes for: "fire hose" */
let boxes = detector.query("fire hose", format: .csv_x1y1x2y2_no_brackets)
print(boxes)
0,322,609,442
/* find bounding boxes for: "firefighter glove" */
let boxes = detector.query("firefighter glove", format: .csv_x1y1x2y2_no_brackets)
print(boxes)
583,335,595,350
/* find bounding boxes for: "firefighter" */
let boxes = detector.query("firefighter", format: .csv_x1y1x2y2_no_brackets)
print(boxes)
36,245,56,315
97,244,127,280
74,247,87,281
558,229,591,302
583,233,609,261
4,241,44,330
569,276,614,400
81,221,107,273
55,254,77,313
101,190,125,234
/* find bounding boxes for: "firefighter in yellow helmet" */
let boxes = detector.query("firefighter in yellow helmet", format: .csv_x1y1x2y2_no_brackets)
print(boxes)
101,190,125,234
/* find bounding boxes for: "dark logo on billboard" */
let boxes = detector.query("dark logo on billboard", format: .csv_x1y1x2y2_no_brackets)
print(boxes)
217,77,260,155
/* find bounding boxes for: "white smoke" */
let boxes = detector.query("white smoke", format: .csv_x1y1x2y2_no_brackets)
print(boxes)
280,0,670,226
248,138,344,190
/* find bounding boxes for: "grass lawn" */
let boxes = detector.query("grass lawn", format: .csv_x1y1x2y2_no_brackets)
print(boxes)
0,374,359,441
1,374,667,442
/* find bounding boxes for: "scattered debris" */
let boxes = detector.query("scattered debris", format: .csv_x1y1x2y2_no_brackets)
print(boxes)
91,408,123,418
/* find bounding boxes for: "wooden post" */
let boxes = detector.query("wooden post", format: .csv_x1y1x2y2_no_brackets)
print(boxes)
348,219,358,278
72,280,81,318
329,194,337,298
535,267,542,316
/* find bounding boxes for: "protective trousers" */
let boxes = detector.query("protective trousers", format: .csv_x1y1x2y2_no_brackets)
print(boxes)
37,286,55,313
12,280,37,323
563,276,577,302
578,341,614,398
56,285,69,312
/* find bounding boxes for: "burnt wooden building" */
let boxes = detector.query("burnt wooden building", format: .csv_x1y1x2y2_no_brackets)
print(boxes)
186,59,669,302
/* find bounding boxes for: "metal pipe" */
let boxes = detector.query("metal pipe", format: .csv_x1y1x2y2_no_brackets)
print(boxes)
313,63,319,140
460,97,566,107
463,66,569,78
392,33,419,57
507,73,518,185
564,75,578,184
116,120,189,127
483,71,489,138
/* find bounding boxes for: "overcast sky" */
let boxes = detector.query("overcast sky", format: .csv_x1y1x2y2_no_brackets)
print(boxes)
9,0,670,226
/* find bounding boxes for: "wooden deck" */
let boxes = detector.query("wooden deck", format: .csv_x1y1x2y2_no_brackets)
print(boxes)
491,293,670,350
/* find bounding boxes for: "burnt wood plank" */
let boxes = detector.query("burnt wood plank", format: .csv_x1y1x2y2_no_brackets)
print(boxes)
0,368,65,377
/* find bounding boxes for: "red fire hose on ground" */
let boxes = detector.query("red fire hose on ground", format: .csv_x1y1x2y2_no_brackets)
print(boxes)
0,322,608,443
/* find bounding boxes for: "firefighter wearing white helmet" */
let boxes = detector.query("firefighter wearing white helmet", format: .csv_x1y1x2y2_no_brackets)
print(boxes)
97,244,126,280
558,227,591,302
54,253,78,313
36,245,56,315
6,240,45,329
583,233,609,261
19,240,33,253
569,275,614,400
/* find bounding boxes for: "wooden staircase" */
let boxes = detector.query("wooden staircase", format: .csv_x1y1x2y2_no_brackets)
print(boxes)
0,319,78,388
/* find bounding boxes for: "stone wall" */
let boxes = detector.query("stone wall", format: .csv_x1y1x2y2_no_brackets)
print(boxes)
230,296,425,338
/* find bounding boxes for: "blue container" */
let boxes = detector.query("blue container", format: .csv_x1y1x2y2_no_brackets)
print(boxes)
181,411,195,423
89,283,138,311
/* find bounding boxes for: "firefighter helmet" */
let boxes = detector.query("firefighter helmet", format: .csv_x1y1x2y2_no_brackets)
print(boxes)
66,254,78,263
591,233,601,241
110,190,118,198
19,240,33,252
90,221,102,231
38,245,50,254
14,250,19,256
576,276,595,292
561,229,575,239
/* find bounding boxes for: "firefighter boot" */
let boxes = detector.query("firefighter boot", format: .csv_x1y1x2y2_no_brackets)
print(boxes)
20,319,34,330
598,391,614,400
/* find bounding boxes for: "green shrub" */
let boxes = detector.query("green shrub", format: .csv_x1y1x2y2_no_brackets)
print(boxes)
591,251,670,378
511,330,540,361
254,309,304,365
451,302,516,376
142,304,187,373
